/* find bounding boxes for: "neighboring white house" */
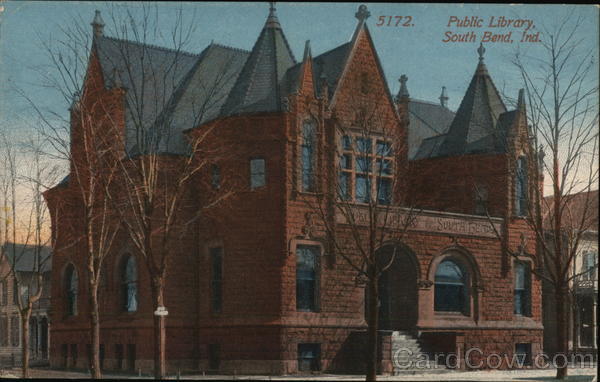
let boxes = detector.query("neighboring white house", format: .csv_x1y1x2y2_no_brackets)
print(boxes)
0,243,51,367
542,190,598,357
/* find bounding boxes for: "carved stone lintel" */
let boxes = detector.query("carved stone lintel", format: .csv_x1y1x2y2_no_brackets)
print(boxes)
417,279,433,290
301,212,316,239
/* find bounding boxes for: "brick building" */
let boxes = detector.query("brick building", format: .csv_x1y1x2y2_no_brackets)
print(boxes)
44,4,544,375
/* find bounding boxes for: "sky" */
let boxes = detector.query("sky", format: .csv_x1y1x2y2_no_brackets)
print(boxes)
0,2,598,198
1,2,598,122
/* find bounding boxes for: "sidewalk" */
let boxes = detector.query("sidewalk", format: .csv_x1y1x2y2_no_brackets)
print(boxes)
0,366,596,381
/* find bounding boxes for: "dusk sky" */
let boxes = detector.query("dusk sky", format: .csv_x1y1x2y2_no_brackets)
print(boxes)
1,2,598,136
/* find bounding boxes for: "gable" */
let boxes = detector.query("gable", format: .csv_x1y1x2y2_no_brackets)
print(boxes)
330,26,399,128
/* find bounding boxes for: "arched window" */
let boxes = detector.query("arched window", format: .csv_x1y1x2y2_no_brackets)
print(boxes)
434,259,469,314
65,265,78,316
121,256,138,312
301,121,316,192
515,156,528,216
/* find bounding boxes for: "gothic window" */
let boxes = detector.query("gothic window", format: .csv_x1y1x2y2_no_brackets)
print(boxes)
65,264,78,316
434,259,469,314
301,120,317,192
515,156,528,216
474,184,488,215
250,158,266,189
296,245,320,312
514,261,531,316
210,247,223,313
338,135,394,204
121,255,138,312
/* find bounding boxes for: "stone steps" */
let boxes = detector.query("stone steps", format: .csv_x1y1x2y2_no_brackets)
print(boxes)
390,331,447,375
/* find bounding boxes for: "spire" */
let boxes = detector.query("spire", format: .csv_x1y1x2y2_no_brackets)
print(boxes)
91,10,105,38
437,45,507,157
221,1,296,116
396,74,409,101
439,86,449,108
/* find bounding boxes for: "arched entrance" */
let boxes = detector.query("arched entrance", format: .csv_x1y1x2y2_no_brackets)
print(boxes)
376,244,419,331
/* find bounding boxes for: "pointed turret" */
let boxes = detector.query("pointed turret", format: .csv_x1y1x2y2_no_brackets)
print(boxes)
437,44,507,156
91,10,105,38
221,2,296,116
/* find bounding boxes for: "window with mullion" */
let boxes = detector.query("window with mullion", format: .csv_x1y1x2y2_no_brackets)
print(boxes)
296,245,320,312
514,261,531,316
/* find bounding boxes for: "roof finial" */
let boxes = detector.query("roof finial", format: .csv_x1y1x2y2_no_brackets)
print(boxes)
265,1,281,29
355,4,370,23
439,86,449,108
91,10,105,38
477,43,485,62
397,74,409,101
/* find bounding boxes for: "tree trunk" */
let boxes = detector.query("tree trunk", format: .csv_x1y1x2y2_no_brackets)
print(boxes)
555,286,569,379
89,279,101,379
151,278,166,379
21,310,31,379
366,273,379,381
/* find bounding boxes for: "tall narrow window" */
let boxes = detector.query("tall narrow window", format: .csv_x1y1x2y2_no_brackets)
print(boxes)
250,158,266,189
0,316,7,346
13,279,19,305
296,245,320,312
474,184,488,215
1,281,6,305
582,251,597,281
10,315,19,347
514,261,531,316
211,164,220,190
434,259,469,314
301,121,316,192
121,255,138,312
65,265,78,316
210,247,223,313
515,157,528,216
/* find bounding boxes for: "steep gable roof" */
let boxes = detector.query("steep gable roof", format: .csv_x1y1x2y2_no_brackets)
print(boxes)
220,4,296,116
408,99,455,159
2,243,52,273
93,35,200,154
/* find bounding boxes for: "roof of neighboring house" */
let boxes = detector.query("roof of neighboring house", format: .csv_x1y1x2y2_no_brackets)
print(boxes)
543,189,599,232
1,243,52,273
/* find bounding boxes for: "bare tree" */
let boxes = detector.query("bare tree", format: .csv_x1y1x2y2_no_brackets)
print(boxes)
0,132,57,378
479,10,598,379
302,94,419,381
